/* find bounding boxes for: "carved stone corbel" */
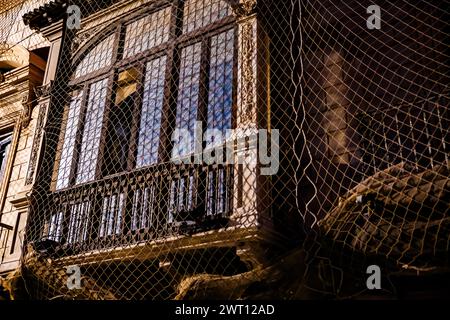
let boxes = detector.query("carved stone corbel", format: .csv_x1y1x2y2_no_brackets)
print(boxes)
230,0,257,18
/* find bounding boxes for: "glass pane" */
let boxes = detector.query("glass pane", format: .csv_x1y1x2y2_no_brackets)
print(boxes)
172,42,202,158
76,79,108,184
206,29,234,148
74,34,115,79
0,133,13,183
183,0,230,33
123,7,171,58
136,56,167,168
55,91,83,190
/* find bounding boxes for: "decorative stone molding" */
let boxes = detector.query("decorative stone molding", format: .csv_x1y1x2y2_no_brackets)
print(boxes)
9,185,32,212
0,44,29,70
237,16,257,126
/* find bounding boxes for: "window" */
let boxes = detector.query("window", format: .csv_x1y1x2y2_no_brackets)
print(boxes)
172,42,202,158
55,0,236,190
183,0,230,33
206,29,234,148
172,28,234,157
55,92,82,190
76,79,109,184
0,132,13,184
136,56,167,168
50,0,236,243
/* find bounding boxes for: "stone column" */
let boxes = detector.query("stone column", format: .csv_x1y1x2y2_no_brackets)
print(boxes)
231,0,278,268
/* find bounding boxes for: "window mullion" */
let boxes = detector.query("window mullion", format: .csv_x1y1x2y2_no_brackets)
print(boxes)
95,71,118,180
197,36,212,149
114,23,126,63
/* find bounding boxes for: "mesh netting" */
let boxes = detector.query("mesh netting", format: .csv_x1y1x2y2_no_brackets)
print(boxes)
0,0,449,299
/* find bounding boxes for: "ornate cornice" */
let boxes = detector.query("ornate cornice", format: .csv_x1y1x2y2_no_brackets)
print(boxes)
22,0,68,31
22,0,122,32
34,81,53,99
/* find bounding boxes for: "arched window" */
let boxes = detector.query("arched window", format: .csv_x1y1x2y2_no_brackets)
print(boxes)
54,0,235,191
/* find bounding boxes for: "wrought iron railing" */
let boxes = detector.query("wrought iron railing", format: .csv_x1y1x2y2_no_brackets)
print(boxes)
41,161,233,255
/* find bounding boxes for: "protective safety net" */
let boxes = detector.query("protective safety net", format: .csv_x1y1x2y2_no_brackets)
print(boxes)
0,0,449,299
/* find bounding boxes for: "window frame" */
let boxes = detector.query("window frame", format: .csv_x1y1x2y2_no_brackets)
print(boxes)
0,132,13,183
53,0,238,192
0,122,20,213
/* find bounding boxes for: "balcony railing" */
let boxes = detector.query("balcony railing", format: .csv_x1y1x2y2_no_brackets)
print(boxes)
356,92,449,175
42,161,233,255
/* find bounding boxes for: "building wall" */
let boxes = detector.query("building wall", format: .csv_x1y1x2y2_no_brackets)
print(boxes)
0,0,48,275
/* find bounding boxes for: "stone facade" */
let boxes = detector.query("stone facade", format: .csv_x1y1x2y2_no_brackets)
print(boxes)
0,1,49,276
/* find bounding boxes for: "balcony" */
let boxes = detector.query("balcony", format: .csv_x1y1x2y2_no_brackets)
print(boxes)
39,160,237,263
